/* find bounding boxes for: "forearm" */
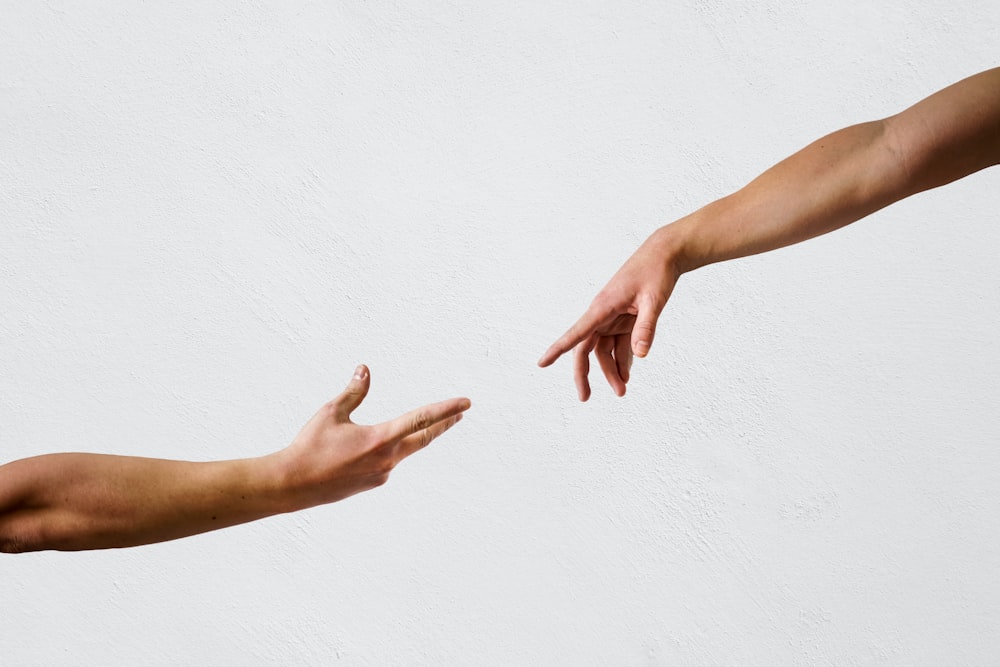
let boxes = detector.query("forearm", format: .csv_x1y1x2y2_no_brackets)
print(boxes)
0,452,292,552
666,67,1000,273
669,120,900,271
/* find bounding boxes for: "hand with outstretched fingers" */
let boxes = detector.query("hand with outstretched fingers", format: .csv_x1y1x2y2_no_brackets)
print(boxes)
278,364,471,506
0,364,471,552
538,229,683,401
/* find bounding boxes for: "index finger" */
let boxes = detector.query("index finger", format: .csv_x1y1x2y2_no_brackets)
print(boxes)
380,397,472,443
538,304,608,368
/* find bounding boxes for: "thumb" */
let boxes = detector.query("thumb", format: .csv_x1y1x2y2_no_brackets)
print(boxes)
332,364,371,421
631,294,664,358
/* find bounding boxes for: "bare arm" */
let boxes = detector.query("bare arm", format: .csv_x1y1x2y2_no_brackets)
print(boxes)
540,67,1000,399
0,453,283,552
674,67,1000,271
0,365,470,552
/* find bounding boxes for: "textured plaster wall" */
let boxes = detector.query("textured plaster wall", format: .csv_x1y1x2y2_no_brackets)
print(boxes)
1,2,998,665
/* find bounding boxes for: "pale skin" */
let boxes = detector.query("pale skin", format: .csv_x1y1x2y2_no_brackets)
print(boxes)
539,67,1000,400
0,365,470,552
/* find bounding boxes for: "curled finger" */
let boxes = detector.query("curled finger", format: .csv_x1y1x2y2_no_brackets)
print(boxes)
595,335,626,397
614,334,632,385
573,333,598,402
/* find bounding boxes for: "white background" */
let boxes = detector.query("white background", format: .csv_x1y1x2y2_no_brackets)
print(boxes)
1,2,998,664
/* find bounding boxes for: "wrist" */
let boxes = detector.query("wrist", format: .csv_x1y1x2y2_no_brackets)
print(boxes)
266,445,347,514
254,451,310,515
655,197,735,274
646,218,698,276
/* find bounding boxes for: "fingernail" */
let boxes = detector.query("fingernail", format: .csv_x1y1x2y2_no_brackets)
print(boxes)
635,342,649,358
460,399,472,410
353,365,366,380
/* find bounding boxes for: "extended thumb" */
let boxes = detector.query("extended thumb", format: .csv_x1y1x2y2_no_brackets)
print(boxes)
333,364,370,419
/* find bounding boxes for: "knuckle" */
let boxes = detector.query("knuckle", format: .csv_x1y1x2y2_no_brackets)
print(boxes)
369,446,397,474
367,424,386,443
374,458,396,480
642,293,666,314
635,319,656,334
411,412,433,433
379,454,397,474
592,296,616,317
370,424,399,449
368,425,388,447
418,429,435,449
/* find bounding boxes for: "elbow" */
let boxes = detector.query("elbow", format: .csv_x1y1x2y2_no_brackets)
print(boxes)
0,538,30,554
847,116,923,210
880,114,924,195
0,516,44,554
0,529,34,554
880,106,1000,197
0,460,55,553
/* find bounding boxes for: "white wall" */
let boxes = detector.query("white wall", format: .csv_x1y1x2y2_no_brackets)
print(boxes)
1,2,998,664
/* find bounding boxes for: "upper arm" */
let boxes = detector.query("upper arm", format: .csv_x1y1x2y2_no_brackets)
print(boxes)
884,67,1000,197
